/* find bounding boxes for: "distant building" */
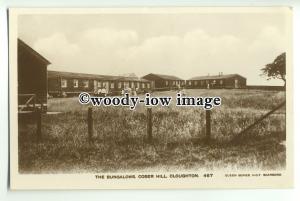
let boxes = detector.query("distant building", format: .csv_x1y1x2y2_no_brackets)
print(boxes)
187,73,246,89
18,39,51,110
48,70,151,97
142,73,184,90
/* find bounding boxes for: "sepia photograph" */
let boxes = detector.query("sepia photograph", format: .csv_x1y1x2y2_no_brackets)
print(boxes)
9,7,293,189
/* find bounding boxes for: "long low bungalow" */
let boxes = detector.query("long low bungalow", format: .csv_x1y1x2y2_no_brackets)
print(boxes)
48,70,151,97
142,73,185,90
187,73,247,89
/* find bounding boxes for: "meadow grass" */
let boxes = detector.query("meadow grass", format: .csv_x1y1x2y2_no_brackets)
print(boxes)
18,89,286,173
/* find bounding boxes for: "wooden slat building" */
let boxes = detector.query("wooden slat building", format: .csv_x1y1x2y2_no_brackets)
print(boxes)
18,39,51,110
142,73,185,90
187,73,247,89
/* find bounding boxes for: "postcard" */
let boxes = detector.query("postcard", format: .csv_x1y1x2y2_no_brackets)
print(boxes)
9,7,293,189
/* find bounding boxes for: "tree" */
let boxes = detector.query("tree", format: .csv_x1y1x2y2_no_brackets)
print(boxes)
261,52,286,86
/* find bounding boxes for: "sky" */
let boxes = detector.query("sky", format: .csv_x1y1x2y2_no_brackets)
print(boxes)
18,9,291,85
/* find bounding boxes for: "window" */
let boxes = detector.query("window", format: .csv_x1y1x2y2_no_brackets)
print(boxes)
165,81,168,86
194,81,198,85
137,82,140,88
220,80,223,85
73,79,78,88
131,82,135,88
98,81,102,88
110,82,114,89
147,83,150,89
118,82,122,89
61,79,67,88
83,80,89,88
142,83,145,88
173,81,175,86
124,82,129,89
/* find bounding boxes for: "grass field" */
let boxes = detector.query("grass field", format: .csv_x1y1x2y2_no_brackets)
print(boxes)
18,89,286,173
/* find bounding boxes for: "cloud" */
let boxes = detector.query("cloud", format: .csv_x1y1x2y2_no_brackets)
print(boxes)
33,33,80,69
33,26,286,85
80,28,138,50
120,29,242,78
244,26,287,85
33,29,139,74
249,26,286,56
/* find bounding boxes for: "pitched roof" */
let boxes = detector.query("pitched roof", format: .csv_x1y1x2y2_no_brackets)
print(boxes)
47,70,149,82
189,74,246,80
143,73,183,80
116,76,149,82
48,70,117,80
18,38,51,65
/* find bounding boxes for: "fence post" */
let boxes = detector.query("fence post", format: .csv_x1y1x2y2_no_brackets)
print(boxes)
88,107,93,143
36,108,42,141
147,108,153,142
205,110,211,142
33,95,36,109
41,102,44,113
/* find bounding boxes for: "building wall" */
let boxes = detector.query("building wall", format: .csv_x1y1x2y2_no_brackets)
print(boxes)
154,79,165,88
154,79,184,89
47,77,61,93
142,75,184,89
187,76,246,89
18,43,48,104
48,77,94,95
48,75,151,97
224,77,247,88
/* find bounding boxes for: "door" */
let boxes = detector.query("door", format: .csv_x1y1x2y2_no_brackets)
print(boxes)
235,79,239,88
124,82,129,89
93,80,98,93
